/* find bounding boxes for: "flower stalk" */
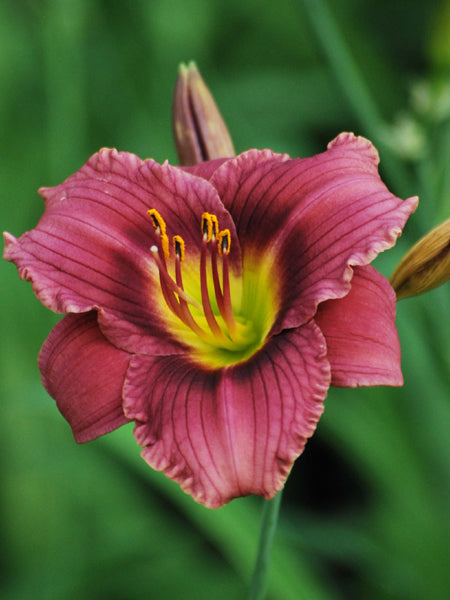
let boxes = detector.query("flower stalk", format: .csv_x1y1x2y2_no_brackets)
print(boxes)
249,492,283,600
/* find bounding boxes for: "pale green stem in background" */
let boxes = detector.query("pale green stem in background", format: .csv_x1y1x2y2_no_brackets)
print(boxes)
302,0,414,197
248,491,283,600
104,430,334,600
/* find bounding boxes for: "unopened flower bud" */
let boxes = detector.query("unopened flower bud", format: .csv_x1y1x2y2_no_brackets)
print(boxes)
173,62,235,165
390,218,450,299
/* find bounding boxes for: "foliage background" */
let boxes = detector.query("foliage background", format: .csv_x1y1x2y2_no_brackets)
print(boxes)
1,1,449,599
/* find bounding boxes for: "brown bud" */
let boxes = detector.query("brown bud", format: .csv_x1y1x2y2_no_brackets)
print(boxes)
390,218,450,299
173,62,235,166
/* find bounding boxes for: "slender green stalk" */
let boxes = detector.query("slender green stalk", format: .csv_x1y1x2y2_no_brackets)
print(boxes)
302,0,383,135
302,0,414,196
248,491,283,600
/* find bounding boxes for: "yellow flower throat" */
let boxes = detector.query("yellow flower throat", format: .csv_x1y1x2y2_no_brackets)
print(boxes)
148,208,279,369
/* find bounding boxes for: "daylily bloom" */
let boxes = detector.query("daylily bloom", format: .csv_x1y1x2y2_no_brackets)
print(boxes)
4,132,417,508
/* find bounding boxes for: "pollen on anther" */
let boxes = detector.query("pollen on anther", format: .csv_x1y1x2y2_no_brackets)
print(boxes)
210,215,219,240
201,213,220,242
218,229,231,255
148,208,166,236
148,208,169,260
201,213,212,241
173,235,185,261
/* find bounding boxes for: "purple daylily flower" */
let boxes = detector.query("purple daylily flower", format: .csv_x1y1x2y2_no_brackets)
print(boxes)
4,132,418,508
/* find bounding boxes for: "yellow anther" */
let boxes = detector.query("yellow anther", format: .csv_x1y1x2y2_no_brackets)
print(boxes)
160,234,170,261
210,215,219,239
201,213,213,241
173,235,185,262
148,208,167,236
217,229,231,255
148,208,169,260
201,213,220,242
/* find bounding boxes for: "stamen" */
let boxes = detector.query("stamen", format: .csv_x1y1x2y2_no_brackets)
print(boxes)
151,245,208,339
148,209,169,260
211,238,224,313
200,235,227,340
151,246,201,310
150,246,183,317
148,208,165,234
148,209,239,347
173,234,202,329
201,212,219,242
217,229,236,333
203,214,225,315
217,229,231,256
201,212,213,241
173,235,185,290
173,235,185,263
210,214,219,240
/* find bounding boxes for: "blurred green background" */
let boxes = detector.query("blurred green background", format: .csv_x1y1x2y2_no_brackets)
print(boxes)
1,0,449,599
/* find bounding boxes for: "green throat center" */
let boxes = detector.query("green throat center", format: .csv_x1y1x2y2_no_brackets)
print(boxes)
149,209,279,369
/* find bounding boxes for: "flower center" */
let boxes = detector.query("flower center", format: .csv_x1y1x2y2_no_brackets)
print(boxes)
148,209,279,369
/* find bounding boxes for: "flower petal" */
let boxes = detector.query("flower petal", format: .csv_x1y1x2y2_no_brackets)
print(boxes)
209,147,290,235
315,265,403,387
180,157,230,179
136,157,241,267
4,149,240,355
210,133,418,330
123,323,330,508
38,312,131,442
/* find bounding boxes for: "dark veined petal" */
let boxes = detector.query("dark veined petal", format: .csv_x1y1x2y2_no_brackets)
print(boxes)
136,157,241,267
3,149,240,355
210,133,418,330
180,157,230,179
38,312,131,443
123,323,330,508
315,265,403,387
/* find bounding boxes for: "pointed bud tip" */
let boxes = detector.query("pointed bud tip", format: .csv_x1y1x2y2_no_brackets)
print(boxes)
177,62,188,77
177,61,197,78
390,218,450,299
172,62,235,166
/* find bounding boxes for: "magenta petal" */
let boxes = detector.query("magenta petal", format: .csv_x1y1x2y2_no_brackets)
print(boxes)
209,148,290,235
136,157,242,269
181,157,231,179
209,134,418,329
123,323,330,508
38,312,131,442
315,265,403,387
4,150,151,317
3,149,240,354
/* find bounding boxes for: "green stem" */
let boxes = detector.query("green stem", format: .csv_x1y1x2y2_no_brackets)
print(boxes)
248,491,283,600
302,0,383,135
302,0,414,196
